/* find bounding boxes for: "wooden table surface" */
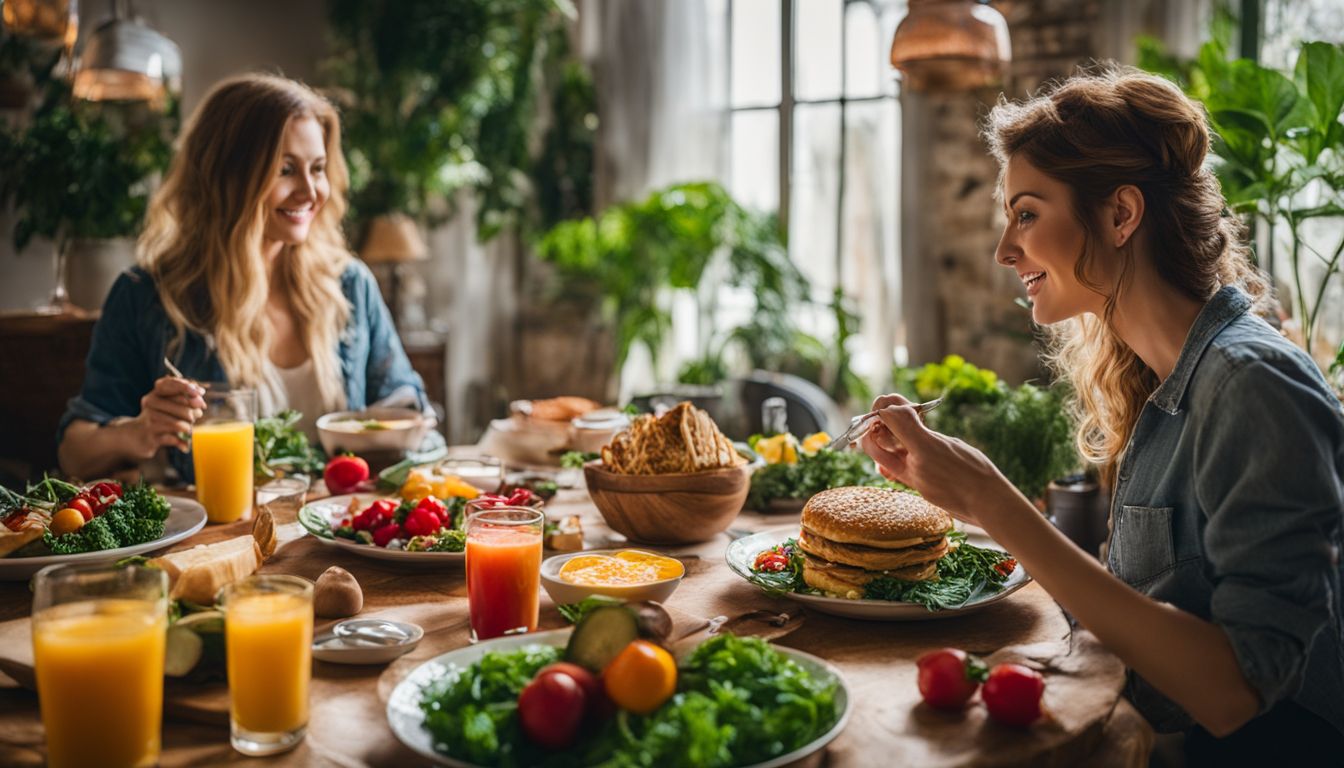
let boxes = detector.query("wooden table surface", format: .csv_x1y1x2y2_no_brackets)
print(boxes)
0,478,1153,767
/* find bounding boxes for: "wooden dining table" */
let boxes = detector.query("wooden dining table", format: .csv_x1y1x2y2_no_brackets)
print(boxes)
0,473,1154,766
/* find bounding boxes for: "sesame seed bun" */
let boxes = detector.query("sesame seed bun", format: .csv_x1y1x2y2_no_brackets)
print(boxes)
800,487,952,547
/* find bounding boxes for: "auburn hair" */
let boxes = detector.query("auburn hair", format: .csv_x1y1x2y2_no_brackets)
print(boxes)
984,68,1271,486
138,73,351,409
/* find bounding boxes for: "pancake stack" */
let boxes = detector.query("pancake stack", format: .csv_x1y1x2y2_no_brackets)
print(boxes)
798,486,955,599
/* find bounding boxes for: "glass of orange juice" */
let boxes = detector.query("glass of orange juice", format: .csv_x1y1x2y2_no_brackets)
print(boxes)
466,505,544,641
193,384,258,523
219,574,314,756
32,563,168,768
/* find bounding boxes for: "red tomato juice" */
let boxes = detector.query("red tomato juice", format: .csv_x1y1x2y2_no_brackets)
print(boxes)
466,524,543,640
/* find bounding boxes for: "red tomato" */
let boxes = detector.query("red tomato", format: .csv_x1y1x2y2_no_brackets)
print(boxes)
324,455,370,494
982,663,1045,727
403,508,442,537
916,648,987,711
90,481,122,501
517,668,588,748
539,662,610,722
367,499,398,519
414,496,446,519
371,522,402,548
66,497,95,522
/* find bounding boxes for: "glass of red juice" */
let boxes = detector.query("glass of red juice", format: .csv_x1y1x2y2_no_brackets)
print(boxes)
465,505,545,641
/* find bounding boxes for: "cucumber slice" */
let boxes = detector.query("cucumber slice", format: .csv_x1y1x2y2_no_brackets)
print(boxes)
564,605,640,672
174,610,225,634
164,626,204,677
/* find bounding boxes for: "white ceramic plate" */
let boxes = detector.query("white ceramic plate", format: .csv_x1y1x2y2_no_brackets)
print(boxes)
298,494,465,565
387,628,851,768
0,496,208,580
726,528,1032,621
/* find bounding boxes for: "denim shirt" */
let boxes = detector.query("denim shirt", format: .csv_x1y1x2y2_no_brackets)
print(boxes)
1107,286,1344,736
57,260,427,479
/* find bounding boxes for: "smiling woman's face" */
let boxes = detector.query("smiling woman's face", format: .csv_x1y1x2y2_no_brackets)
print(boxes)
994,155,1109,325
263,115,328,247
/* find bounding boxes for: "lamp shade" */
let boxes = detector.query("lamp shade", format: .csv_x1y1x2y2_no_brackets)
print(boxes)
73,17,181,102
889,0,1010,92
359,213,428,264
2,0,76,44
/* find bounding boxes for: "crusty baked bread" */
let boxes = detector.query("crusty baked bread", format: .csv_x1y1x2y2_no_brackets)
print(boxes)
801,486,951,546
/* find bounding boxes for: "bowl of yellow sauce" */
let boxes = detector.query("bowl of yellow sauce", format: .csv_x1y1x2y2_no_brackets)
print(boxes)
540,549,686,605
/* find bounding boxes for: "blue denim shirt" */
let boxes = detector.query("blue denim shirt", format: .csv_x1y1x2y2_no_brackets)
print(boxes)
1106,286,1344,736
58,260,427,479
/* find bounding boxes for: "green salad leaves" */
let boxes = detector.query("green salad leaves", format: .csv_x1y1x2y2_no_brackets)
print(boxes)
418,635,839,768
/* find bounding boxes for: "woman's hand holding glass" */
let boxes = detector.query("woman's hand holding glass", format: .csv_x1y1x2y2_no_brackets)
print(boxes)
859,393,1021,528
129,376,207,457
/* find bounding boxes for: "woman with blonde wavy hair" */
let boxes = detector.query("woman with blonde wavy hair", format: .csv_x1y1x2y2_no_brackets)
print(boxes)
863,69,1342,760
58,74,426,480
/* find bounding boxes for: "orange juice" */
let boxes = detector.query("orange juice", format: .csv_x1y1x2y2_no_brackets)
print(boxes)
225,591,312,733
33,600,166,768
467,524,543,640
194,420,255,523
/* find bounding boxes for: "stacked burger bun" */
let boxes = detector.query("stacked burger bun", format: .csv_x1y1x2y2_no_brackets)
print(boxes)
798,486,956,599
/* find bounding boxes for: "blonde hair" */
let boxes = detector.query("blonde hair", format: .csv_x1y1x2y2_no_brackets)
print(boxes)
985,68,1271,486
139,73,351,409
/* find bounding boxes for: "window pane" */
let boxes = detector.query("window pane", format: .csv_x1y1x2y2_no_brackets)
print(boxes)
730,110,780,214
844,1,882,98
732,0,781,107
841,98,901,380
790,102,841,304
794,0,842,101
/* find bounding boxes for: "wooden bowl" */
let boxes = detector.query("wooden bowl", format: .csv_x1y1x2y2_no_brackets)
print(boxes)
583,460,749,545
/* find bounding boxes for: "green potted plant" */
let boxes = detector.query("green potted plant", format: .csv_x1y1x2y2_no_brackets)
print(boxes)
893,355,1080,503
534,181,809,399
0,83,175,310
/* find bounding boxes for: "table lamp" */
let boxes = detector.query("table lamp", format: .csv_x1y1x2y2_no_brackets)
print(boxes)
359,213,428,328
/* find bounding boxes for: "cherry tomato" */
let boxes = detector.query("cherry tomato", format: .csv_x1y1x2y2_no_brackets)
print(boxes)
90,481,122,501
518,668,588,748
994,558,1018,578
916,648,988,711
371,522,402,548
66,497,95,522
982,663,1045,727
50,508,86,536
403,507,442,537
324,455,370,494
603,640,677,715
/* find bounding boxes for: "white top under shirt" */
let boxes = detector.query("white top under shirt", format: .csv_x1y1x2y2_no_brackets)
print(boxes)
260,358,327,442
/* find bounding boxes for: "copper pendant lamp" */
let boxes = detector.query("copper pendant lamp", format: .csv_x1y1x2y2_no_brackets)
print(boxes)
889,0,1011,92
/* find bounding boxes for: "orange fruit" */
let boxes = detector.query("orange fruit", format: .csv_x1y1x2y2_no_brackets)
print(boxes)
603,640,677,714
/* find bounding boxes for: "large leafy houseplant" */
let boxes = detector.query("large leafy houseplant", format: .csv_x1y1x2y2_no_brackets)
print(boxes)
534,181,808,370
323,0,587,238
0,78,175,252
1140,37,1344,361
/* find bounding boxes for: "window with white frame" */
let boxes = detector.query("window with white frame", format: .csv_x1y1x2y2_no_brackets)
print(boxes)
702,0,906,397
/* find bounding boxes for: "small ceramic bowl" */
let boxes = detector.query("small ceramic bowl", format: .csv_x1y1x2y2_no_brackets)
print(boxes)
316,407,433,456
311,618,424,665
540,548,685,606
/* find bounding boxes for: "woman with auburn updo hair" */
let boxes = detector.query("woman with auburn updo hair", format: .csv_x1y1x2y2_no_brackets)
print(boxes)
58,74,427,480
863,69,1343,760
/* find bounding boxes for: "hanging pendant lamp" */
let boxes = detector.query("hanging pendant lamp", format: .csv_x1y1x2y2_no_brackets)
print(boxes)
72,2,179,104
889,0,1011,92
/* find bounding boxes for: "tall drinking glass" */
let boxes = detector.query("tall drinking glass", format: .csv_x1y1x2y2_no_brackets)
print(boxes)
32,564,168,768
219,574,313,756
193,384,258,523
466,506,544,641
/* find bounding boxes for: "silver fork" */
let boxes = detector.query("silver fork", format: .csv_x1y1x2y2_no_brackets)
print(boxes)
825,396,944,452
